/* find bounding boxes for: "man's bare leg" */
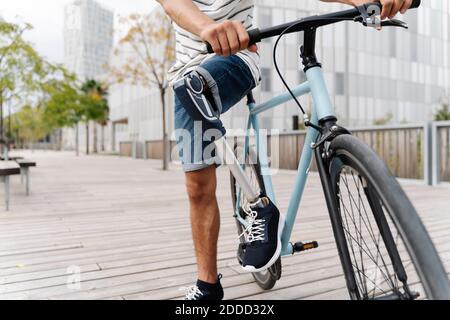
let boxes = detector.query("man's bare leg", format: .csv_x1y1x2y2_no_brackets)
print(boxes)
186,165,220,284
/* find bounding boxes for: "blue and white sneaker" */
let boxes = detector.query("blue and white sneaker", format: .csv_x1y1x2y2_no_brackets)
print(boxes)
240,198,285,273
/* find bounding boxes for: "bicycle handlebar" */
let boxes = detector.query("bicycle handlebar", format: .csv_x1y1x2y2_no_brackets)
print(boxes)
366,0,421,11
206,0,421,53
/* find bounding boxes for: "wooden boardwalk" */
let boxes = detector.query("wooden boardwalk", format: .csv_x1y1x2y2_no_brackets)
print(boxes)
0,150,449,300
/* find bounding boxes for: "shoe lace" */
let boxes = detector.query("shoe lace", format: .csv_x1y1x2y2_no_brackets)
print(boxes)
180,285,204,300
239,205,266,243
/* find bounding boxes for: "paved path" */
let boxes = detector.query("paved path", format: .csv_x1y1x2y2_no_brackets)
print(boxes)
0,151,449,300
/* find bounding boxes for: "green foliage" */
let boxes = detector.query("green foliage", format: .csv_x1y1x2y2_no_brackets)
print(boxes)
42,78,109,130
1,19,113,149
8,104,50,144
0,19,68,144
80,79,109,125
43,78,85,129
434,102,450,122
0,20,49,107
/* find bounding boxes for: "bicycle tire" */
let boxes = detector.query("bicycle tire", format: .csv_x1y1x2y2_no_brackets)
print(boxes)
326,134,450,300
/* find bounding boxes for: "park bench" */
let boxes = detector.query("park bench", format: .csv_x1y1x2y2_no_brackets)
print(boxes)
16,159,36,196
0,161,20,211
0,156,24,161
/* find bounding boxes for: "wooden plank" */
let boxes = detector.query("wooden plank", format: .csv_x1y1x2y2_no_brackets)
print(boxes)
0,150,449,300
440,127,450,182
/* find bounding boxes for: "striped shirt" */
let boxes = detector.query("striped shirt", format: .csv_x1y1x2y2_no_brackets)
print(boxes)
168,0,260,86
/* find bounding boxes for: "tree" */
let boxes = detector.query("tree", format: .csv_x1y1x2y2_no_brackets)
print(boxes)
43,76,85,152
435,101,450,122
42,75,108,155
109,11,175,170
81,79,109,154
0,20,49,152
10,104,50,148
1,19,108,154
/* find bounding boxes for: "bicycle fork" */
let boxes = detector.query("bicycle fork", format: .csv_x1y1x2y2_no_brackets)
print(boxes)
314,139,361,299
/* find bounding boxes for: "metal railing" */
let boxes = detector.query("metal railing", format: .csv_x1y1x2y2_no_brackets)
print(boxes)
115,122,450,186
432,121,450,185
246,123,428,181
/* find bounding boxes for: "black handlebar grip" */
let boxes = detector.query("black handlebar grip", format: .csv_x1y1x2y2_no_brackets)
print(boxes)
206,28,262,54
364,0,421,12
247,28,262,46
206,42,214,54
410,0,421,9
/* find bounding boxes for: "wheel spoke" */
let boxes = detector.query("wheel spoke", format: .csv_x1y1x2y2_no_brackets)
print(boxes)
339,188,394,286
341,173,397,287
339,176,367,294
340,222,396,291
337,167,402,297
350,263,390,297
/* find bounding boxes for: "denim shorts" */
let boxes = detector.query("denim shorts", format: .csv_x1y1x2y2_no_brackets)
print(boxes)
174,55,256,172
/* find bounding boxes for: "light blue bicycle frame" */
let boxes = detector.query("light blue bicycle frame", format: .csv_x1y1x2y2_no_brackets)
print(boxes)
224,65,336,257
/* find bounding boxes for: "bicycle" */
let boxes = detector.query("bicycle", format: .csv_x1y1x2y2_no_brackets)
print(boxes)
206,0,450,300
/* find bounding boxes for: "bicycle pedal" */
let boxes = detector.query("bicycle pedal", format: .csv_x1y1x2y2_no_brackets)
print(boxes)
292,241,319,253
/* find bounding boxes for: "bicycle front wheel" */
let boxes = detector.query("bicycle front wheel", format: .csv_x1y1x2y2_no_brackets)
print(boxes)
325,134,450,300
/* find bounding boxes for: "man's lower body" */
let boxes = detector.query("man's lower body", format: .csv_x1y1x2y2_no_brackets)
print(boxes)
174,55,283,300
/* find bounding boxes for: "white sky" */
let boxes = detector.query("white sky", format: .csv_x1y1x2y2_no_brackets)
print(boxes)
0,0,159,64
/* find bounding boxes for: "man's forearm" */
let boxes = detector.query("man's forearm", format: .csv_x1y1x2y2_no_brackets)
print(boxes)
157,0,215,37
157,0,362,38
158,0,258,56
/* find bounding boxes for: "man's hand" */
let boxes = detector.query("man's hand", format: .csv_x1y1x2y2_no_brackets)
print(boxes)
157,1,257,57
348,0,413,20
200,20,258,57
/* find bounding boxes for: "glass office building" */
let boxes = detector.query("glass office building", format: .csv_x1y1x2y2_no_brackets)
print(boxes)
224,0,450,130
64,0,114,79
62,0,114,151
107,1,449,154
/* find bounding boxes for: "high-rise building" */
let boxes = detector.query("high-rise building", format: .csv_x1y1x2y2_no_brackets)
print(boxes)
107,2,450,156
64,0,114,80
62,0,114,152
